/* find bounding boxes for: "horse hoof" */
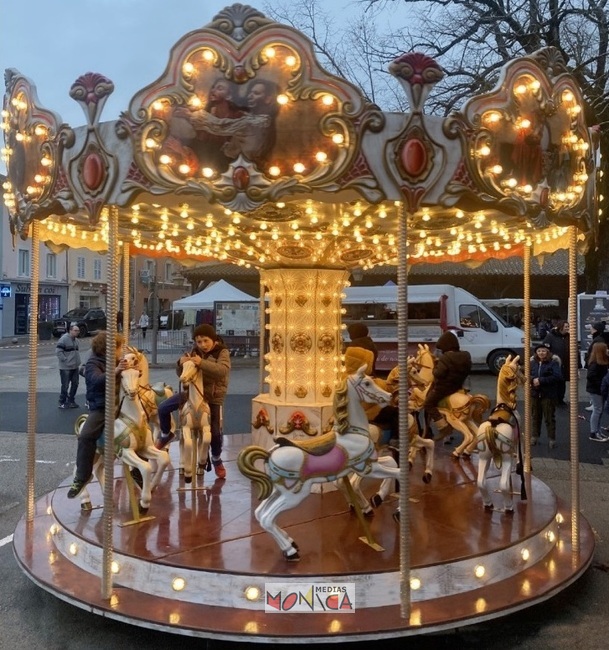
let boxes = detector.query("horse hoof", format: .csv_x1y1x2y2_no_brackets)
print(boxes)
80,502,92,513
484,503,494,512
504,508,515,516
285,550,301,562
392,510,400,523
291,541,300,551
451,452,460,461
422,472,432,484
138,505,149,515
363,507,375,518
408,461,413,470
462,452,472,460
178,468,185,476
196,465,204,476
370,494,383,509
184,476,192,484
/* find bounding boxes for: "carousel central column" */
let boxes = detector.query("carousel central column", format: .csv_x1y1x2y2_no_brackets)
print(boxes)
251,268,349,448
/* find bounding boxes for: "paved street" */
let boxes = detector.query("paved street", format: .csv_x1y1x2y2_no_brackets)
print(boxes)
1,342,609,648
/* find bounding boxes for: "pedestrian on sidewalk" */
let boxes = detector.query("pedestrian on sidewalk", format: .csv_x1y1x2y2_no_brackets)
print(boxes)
543,320,576,405
155,324,231,479
586,341,609,442
530,342,561,448
67,332,127,499
138,311,150,339
55,323,81,409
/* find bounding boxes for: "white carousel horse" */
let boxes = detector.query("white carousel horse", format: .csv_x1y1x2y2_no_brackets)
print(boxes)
238,365,396,561
409,344,490,459
125,345,174,442
178,358,212,483
467,354,525,513
76,353,170,513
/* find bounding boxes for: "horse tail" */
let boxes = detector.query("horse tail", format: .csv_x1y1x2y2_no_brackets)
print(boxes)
333,379,349,435
237,446,273,500
74,414,88,437
470,394,491,424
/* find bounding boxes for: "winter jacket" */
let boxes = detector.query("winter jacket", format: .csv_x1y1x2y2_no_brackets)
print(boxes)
431,332,472,396
530,357,562,400
586,361,609,396
600,372,609,402
543,328,573,381
55,333,81,370
84,353,108,412
176,341,231,404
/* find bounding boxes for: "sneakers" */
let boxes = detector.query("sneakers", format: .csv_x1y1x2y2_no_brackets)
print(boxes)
67,479,87,499
531,436,538,446
212,459,226,479
58,403,67,409
589,432,607,442
154,432,175,450
67,402,80,409
549,440,556,449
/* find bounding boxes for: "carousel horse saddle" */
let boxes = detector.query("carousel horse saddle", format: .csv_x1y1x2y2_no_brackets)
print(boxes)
150,382,169,397
488,403,517,426
275,430,337,456
438,389,469,407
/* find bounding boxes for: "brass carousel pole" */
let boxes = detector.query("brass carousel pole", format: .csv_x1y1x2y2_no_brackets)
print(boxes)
26,220,40,523
259,278,266,393
568,225,580,552
398,203,411,619
122,242,130,343
523,239,532,474
102,205,119,599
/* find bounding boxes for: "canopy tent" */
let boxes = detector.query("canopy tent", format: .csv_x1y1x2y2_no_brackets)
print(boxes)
172,279,256,311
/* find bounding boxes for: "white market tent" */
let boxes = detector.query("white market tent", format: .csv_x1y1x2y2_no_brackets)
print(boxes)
172,279,256,310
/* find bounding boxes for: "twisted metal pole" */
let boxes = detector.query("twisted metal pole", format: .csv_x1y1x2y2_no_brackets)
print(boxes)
26,220,40,523
523,240,532,474
122,242,130,343
397,202,411,619
102,205,119,599
568,225,580,553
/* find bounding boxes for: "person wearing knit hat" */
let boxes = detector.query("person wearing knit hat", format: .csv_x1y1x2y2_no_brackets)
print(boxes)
530,340,562,448
423,330,472,439
345,322,378,374
156,323,231,479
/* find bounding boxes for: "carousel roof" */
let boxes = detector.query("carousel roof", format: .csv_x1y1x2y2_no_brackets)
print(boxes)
1,3,598,270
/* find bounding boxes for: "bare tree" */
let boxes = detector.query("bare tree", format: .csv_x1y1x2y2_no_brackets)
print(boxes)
266,0,609,290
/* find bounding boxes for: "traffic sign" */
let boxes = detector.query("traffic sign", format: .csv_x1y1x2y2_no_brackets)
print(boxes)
0,285,11,298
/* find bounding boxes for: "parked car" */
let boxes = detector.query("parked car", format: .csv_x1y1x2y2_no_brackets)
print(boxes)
159,309,184,330
52,308,107,338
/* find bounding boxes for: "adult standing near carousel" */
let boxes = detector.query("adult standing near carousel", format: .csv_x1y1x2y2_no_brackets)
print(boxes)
543,320,575,406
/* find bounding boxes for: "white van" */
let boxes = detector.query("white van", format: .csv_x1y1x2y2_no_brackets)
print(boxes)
343,283,525,374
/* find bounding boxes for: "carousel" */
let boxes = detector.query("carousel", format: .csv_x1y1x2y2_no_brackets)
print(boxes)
3,3,597,642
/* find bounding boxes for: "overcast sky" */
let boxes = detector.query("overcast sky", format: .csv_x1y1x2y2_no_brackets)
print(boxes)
0,0,394,125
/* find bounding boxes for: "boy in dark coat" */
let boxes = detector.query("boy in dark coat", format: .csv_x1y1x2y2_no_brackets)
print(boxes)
424,330,472,438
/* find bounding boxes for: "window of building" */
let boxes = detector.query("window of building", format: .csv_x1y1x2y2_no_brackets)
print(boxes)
46,253,57,278
93,258,102,280
18,250,30,277
165,262,173,282
77,256,85,279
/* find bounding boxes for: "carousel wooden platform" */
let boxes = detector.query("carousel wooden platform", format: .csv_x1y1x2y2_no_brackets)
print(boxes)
13,434,594,643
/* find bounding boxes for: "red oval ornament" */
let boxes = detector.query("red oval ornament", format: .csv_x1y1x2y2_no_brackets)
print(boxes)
539,187,549,208
401,138,427,177
233,166,250,190
82,152,105,191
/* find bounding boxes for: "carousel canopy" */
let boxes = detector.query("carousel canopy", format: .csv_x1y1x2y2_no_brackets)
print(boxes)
1,3,598,270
